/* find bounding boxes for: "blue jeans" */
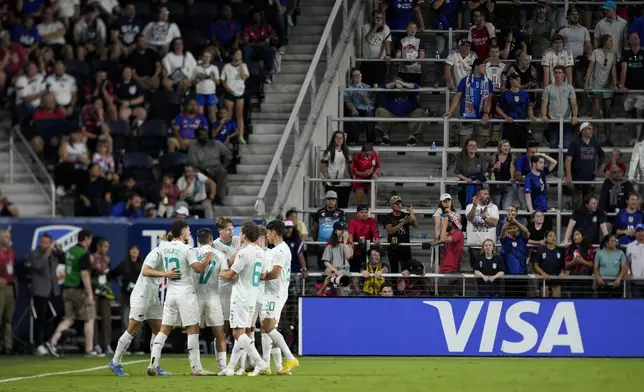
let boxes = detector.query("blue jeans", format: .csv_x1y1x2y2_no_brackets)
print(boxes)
243,45,275,73
495,184,518,210
547,122,574,149
267,9,287,48
346,108,375,144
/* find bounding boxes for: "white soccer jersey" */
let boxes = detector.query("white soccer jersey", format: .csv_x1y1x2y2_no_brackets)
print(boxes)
485,61,506,91
214,236,241,293
264,242,292,300
446,50,477,88
158,240,198,294
131,246,163,299
230,244,264,307
193,244,226,299
195,63,220,95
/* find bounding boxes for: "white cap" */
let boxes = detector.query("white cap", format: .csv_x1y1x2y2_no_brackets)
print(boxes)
175,206,189,216
325,190,338,199
579,122,593,132
440,193,452,202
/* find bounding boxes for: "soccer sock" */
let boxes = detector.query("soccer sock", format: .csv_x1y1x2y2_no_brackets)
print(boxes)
217,352,227,371
187,334,202,370
239,333,264,367
227,338,243,370
113,331,134,365
239,351,247,370
150,334,157,353
261,333,272,363
269,329,295,361
247,332,256,367
271,347,283,371
149,332,167,368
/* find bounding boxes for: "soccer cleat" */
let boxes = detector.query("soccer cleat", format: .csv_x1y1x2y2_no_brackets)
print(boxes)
248,362,270,377
35,345,48,356
108,361,129,376
85,351,105,358
157,367,171,376
277,371,292,376
220,368,235,376
191,368,216,376
278,358,299,374
234,367,247,376
147,366,158,376
44,342,60,358
261,368,272,376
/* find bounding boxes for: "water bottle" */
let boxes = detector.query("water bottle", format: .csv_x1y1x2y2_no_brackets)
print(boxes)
431,142,436,150
434,50,440,60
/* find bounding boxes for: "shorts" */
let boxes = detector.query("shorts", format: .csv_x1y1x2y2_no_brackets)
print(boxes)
220,291,231,321
261,296,286,324
229,302,255,329
161,292,200,327
129,291,163,322
252,301,262,326
199,296,224,327
225,92,244,102
353,179,371,193
63,288,96,321
456,122,490,137
589,80,613,99
196,93,217,107
624,94,644,111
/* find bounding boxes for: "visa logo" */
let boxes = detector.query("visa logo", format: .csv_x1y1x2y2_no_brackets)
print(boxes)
424,301,584,354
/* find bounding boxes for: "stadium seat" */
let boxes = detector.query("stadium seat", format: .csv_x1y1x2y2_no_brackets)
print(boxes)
122,152,155,183
130,0,152,19
166,1,186,24
144,181,163,205
148,91,181,123
64,60,90,94
32,119,68,139
136,120,168,157
108,120,129,153
158,151,189,179
182,28,209,54
190,1,218,19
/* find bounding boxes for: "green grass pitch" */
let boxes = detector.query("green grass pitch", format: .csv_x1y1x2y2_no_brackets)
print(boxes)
0,355,643,391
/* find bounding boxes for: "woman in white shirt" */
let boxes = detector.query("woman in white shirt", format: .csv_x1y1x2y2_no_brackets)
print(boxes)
221,47,249,144
320,131,353,208
584,34,617,144
193,50,220,123
142,6,181,56
162,37,197,96
55,129,89,196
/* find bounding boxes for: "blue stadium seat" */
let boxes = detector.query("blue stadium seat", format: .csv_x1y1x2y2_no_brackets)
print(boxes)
182,28,208,54
122,152,155,183
64,60,90,95
108,120,129,153
158,151,189,179
32,119,68,139
137,120,168,157
149,91,181,123
130,0,152,19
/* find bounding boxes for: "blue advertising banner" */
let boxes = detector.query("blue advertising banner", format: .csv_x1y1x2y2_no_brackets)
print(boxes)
300,297,644,357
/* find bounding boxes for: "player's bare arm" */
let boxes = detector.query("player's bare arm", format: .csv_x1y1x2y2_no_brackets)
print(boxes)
191,252,214,273
261,265,282,281
142,264,180,279
219,269,237,280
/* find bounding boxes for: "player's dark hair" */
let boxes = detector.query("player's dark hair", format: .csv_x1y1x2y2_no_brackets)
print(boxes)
266,220,285,237
379,282,393,293
41,233,52,240
197,228,213,245
171,219,189,238
241,221,260,242
216,216,234,230
285,208,298,219
78,229,92,242
258,226,268,237
530,155,544,165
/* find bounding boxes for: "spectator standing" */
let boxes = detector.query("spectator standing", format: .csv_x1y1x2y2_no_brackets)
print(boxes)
73,5,107,60
283,220,307,278
534,230,564,298
177,164,216,218
445,58,494,147
620,33,644,146
379,0,424,31
348,205,381,267
361,10,391,87
168,99,208,152
55,129,89,196
360,248,389,296
455,138,487,209
0,229,15,354
56,0,81,28
615,193,642,246
496,72,534,148
311,191,348,265
594,1,627,62
564,228,595,297
194,51,220,123
594,233,628,298
242,9,277,84
541,65,578,149
209,4,242,59
90,238,112,355
109,3,144,60
526,2,556,59
525,153,557,213
436,211,464,296
395,21,424,85
500,205,530,297
142,6,181,56
110,193,143,218
497,28,527,61
0,31,28,90
565,122,605,206
559,7,591,59
432,0,459,56
444,38,477,92
626,224,644,298
45,60,77,114
473,238,505,297
527,210,550,247
127,36,162,91
584,34,617,144
344,68,376,145
503,52,538,93
25,233,62,356
484,45,505,92
80,97,113,152
564,195,609,246
320,131,353,208
465,187,500,262
221,48,249,144
599,165,635,213
604,148,626,177
384,195,418,274
162,38,197,96
542,34,575,87
77,163,112,216
468,9,496,60
488,140,515,210
187,128,232,205
433,193,454,240
286,208,309,243
351,143,380,204
374,77,424,146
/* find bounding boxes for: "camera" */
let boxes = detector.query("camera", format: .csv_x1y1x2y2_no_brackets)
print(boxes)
327,275,350,288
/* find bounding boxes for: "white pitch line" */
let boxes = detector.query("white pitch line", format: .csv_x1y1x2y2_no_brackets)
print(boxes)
0,359,149,383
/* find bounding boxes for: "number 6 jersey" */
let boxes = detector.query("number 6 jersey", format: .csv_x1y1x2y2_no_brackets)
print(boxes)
230,244,265,307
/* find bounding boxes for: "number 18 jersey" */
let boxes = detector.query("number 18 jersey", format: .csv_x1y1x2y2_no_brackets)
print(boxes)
158,240,198,295
230,244,264,307
193,244,226,299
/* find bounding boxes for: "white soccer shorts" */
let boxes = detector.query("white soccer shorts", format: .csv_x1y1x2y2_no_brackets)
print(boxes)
260,296,286,324
162,292,200,327
128,292,162,322
229,302,255,329
199,296,224,327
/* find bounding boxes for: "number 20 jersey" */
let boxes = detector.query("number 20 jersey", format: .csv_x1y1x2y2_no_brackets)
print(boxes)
230,244,265,307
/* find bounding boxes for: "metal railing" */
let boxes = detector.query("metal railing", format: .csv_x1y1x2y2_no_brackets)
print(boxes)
254,0,362,219
8,126,56,217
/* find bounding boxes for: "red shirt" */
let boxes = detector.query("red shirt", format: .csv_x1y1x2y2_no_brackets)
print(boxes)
242,23,276,43
80,105,102,135
440,229,464,273
0,247,16,284
470,25,492,59
1,43,28,75
348,217,380,254
352,151,380,179
604,162,626,175
33,107,66,121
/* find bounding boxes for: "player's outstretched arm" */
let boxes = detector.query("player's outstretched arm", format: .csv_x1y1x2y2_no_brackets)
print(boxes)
191,252,214,273
261,265,282,281
219,269,237,280
143,264,180,279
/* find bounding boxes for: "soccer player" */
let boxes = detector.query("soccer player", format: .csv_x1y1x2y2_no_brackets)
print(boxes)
147,220,214,376
261,219,299,374
109,234,177,376
212,217,241,327
193,228,228,372
219,221,270,377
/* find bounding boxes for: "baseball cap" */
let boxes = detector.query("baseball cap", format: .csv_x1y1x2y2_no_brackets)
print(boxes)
325,190,338,199
579,122,593,133
175,206,189,216
440,193,452,202
458,38,471,46
144,202,156,211
356,204,369,212
284,220,295,228
636,223,644,231
602,1,616,9
333,221,347,230
390,195,402,204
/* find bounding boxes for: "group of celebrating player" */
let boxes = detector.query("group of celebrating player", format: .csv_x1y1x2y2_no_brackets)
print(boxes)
107,217,299,376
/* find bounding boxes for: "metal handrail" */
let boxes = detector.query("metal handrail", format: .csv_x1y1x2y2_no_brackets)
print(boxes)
342,87,644,94
9,126,56,216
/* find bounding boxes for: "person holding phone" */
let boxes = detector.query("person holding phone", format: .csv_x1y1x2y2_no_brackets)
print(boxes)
385,195,418,274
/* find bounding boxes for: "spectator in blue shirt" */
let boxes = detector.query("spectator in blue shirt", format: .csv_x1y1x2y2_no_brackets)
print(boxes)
500,205,530,297
379,0,424,31
210,4,242,59
565,121,605,207
211,106,238,149
629,8,644,41
168,99,209,152
614,193,643,246
432,0,460,56
20,0,44,15
344,68,376,145
524,153,557,213
445,58,494,147
109,3,145,60
496,72,534,149
111,193,143,218
374,77,424,146
11,15,40,50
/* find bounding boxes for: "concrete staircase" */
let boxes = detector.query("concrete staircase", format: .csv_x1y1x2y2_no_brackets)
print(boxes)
218,0,334,217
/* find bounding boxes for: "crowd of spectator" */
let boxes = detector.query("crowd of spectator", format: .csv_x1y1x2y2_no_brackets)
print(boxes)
1,0,295,218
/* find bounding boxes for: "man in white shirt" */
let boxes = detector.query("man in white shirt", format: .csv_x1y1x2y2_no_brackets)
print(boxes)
542,34,575,86
594,1,628,62
219,221,270,377
444,39,477,91
626,224,644,297
109,235,176,376
46,60,77,114
15,62,46,122
260,220,299,375
38,7,73,60
176,164,216,219
485,45,506,91
465,187,500,262
147,220,215,376
73,5,107,60
142,6,181,56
